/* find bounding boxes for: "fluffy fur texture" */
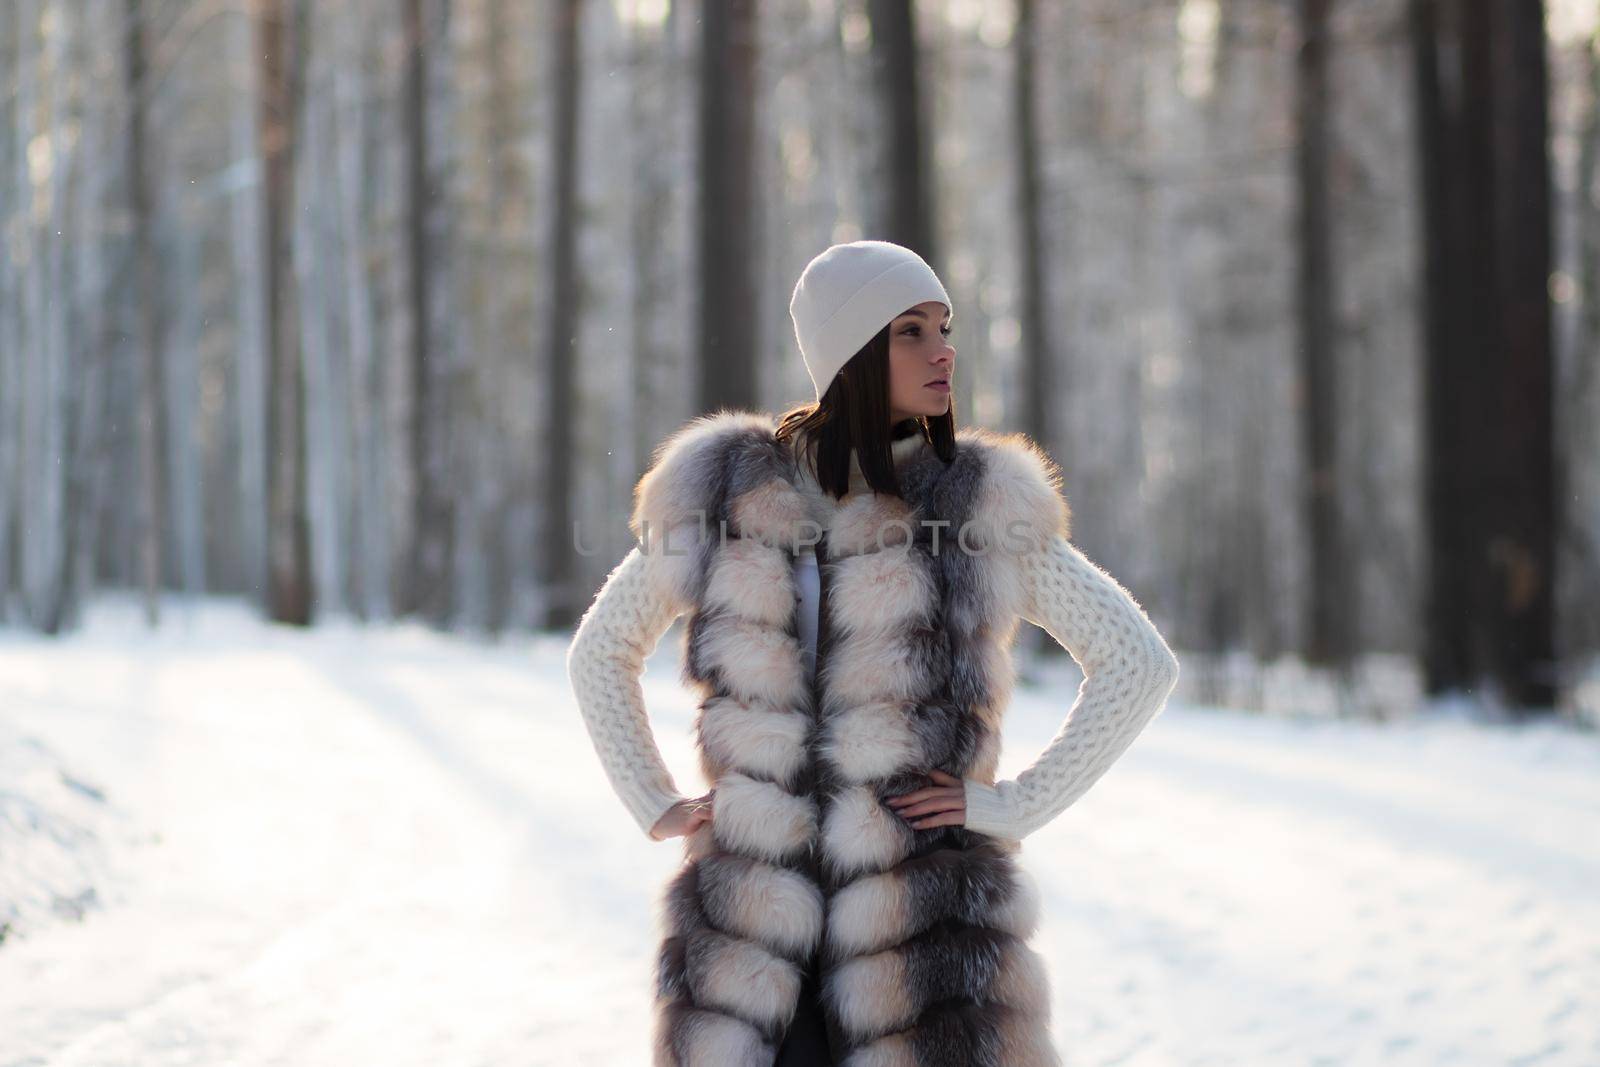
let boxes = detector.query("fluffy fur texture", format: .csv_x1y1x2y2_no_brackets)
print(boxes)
642,408,1068,1066
695,694,810,786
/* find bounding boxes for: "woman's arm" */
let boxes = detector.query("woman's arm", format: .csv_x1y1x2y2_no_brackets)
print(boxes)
566,544,693,839
961,533,1181,840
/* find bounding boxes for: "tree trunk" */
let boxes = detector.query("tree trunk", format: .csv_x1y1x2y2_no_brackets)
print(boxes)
229,0,270,602
1296,0,1350,669
402,0,456,626
127,0,166,626
868,0,935,260
1014,0,1052,452
0,2,20,623
334,7,385,622
540,0,583,630
697,0,759,412
1412,0,1556,711
46,2,109,635
257,0,314,626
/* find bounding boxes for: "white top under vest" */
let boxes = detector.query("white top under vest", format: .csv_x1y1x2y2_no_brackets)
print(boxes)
794,546,821,683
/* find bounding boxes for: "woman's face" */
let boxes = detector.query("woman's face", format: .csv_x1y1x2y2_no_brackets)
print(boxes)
886,300,955,423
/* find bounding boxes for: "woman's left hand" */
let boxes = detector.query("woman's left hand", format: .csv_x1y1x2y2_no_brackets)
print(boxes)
885,768,967,830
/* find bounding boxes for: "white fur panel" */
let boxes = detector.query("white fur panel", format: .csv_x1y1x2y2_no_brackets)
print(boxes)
994,864,1044,942
825,549,937,637
731,477,814,550
954,427,1072,553
639,520,707,611
827,869,909,957
972,547,1030,626
712,859,825,958
825,947,912,1040
993,940,1053,1019
687,928,803,1029
821,701,924,784
826,493,917,558
685,819,717,863
969,632,1017,733
822,785,909,877
698,695,809,784
967,726,1002,783
705,537,796,628
822,627,933,706
711,772,818,863
841,1033,917,1067
702,617,806,707
996,1012,1064,1067
674,1009,770,1065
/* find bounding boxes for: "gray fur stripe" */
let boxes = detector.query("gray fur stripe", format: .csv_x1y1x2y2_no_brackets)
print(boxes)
682,924,803,1036
697,851,826,960
654,1001,774,1066
824,842,1035,961
906,1001,1058,1067
826,926,1046,1046
906,697,984,776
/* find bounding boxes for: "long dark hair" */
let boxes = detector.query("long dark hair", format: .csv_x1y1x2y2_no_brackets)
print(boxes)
775,320,957,499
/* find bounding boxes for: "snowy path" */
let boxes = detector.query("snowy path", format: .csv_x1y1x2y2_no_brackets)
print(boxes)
2,599,1597,1067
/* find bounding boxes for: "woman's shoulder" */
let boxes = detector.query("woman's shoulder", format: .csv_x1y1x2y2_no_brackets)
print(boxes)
629,408,782,541
950,425,1073,552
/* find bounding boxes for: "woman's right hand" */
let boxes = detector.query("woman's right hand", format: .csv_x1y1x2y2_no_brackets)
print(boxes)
649,789,715,840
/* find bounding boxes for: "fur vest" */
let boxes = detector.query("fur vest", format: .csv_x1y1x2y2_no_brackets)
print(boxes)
630,409,1073,1067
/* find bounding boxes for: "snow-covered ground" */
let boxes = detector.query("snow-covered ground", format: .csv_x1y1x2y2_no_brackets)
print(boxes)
2,596,1597,1067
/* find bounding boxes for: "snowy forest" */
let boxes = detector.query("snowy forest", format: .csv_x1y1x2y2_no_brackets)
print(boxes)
2,0,1599,720
5,3,1600,1064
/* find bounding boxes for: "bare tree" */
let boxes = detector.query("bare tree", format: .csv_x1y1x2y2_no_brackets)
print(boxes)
0,1,19,624
257,0,313,625
332,0,386,621
1296,0,1351,670
229,0,270,604
1412,0,1556,710
868,0,935,259
45,1,111,635
1014,0,1055,454
127,0,167,625
401,0,457,626
1567,23,1600,650
539,0,583,630
698,0,760,411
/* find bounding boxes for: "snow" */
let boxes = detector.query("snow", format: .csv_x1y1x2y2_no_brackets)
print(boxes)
2,596,1598,1067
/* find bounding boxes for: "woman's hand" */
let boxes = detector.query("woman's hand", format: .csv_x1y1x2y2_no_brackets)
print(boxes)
649,789,715,841
885,768,967,830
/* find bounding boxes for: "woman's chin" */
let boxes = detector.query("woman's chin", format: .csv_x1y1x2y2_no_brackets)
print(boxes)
896,395,951,420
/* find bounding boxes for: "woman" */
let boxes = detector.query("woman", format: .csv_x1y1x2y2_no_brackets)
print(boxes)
567,240,1180,1067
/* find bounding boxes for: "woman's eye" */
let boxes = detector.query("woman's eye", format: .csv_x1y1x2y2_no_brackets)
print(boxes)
940,324,951,336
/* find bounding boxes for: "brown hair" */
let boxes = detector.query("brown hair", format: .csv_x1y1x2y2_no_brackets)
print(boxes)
775,320,956,499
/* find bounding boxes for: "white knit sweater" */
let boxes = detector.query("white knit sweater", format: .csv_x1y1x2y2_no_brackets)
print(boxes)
566,434,1181,842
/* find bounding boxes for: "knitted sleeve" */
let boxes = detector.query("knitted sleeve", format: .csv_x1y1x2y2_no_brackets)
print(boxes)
566,544,693,839
961,533,1181,840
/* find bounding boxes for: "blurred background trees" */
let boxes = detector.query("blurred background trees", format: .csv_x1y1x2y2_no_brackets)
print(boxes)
1,0,1596,720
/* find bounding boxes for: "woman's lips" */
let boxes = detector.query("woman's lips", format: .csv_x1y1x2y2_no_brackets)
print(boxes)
927,379,950,392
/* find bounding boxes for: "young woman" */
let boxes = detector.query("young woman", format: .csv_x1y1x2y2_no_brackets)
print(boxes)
567,240,1180,1067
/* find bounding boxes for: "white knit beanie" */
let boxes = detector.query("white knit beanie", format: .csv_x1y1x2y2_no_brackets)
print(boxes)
789,240,952,401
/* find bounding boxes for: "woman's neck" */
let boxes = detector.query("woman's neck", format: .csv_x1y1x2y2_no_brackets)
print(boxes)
792,425,926,496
